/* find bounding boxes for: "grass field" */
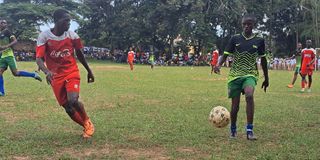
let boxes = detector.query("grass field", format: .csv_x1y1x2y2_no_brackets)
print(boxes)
0,61,320,160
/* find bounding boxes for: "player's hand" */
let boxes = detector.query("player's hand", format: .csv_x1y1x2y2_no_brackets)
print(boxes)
213,65,221,74
261,79,269,92
87,71,94,83
45,71,54,85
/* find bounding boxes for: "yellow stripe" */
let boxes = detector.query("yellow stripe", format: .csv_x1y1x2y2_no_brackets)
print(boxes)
224,51,231,55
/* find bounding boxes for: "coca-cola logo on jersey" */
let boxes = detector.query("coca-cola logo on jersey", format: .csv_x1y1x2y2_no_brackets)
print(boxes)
50,49,71,58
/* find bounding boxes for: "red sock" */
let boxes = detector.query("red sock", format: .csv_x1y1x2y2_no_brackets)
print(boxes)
70,111,85,126
301,81,305,88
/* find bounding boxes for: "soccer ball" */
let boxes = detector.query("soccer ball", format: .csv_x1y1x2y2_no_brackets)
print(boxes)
209,106,230,128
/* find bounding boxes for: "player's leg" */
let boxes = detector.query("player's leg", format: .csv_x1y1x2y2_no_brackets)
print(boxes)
210,64,214,74
307,71,312,92
228,79,242,138
243,77,257,140
230,96,240,138
0,57,8,96
129,61,134,70
0,68,6,96
288,67,299,88
300,73,307,92
65,78,94,138
8,57,42,82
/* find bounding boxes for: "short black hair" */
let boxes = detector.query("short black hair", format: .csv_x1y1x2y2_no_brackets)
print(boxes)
242,14,257,23
53,9,69,23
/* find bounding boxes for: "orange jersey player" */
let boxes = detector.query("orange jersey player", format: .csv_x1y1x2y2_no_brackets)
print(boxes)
36,9,95,138
210,49,219,74
127,47,135,70
300,40,316,92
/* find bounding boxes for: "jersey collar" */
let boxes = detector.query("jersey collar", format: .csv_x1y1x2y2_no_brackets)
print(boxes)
241,32,256,40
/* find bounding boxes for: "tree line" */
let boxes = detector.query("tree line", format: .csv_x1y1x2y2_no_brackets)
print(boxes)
0,0,319,57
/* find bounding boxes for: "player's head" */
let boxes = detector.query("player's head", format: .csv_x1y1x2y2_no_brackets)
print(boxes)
306,40,312,48
0,19,8,30
297,42,302,49
53,9,71,32
241,14,256,34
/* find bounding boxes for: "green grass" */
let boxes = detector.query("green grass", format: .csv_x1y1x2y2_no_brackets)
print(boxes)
0,61,320,159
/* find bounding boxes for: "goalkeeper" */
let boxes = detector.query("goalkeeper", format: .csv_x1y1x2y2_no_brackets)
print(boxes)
214,14,269,140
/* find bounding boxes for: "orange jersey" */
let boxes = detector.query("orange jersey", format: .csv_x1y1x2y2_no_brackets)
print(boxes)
301,48,316,70
211,50,219,66
127,51,134,62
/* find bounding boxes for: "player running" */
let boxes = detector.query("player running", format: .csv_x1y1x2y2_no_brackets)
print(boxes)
300,40,316,92
287,42,302,88
214,14,269,140
36,9,95,138
127,47,134,71
0,19,42,96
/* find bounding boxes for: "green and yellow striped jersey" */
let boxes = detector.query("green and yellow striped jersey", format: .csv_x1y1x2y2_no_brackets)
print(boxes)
224,33,266,82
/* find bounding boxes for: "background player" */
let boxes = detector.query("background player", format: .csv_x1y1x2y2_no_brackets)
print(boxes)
214,14,269,140
36,9,95,138
210,47,219,74
300,40,316,92
287,42,302,88
127,47,134,71
0,19,41,96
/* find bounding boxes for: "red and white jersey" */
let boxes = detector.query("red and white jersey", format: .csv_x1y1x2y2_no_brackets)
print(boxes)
211,50,219,66
127,51,134,62
301,48,316,70
36,30,83,78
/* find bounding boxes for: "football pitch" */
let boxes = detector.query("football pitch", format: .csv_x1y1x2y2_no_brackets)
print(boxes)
0,61,319,159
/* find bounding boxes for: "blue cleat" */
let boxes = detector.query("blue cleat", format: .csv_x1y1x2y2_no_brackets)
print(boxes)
0,92,4,96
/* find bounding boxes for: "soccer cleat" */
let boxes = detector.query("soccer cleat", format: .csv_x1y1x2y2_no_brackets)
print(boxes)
229,131,237,139
83,119,95,138
287,84,294,88
246,131,257,140
0,92,4,96
307,89,311,93
34,73,42,82
300,88,305,92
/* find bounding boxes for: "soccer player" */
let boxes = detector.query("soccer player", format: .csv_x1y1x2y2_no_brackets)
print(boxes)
149,52,155,70
0,19,42,96
300,40,316,92
287,42,302,88
210,47,219,74
127,47,134,71
214,14,269,140
36,9,95,138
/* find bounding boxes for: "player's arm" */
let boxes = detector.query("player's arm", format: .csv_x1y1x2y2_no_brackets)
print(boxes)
259,39,269,92
213,36,234,74
75,49,94,83
36,33,53,84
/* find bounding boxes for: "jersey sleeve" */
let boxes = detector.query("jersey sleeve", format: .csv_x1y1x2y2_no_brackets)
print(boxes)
258,38,266,57
224,36,235,55
70,31,83,50
36,32,47,58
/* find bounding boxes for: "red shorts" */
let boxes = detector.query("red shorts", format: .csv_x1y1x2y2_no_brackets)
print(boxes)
51,72,80,106
300,69,313,76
